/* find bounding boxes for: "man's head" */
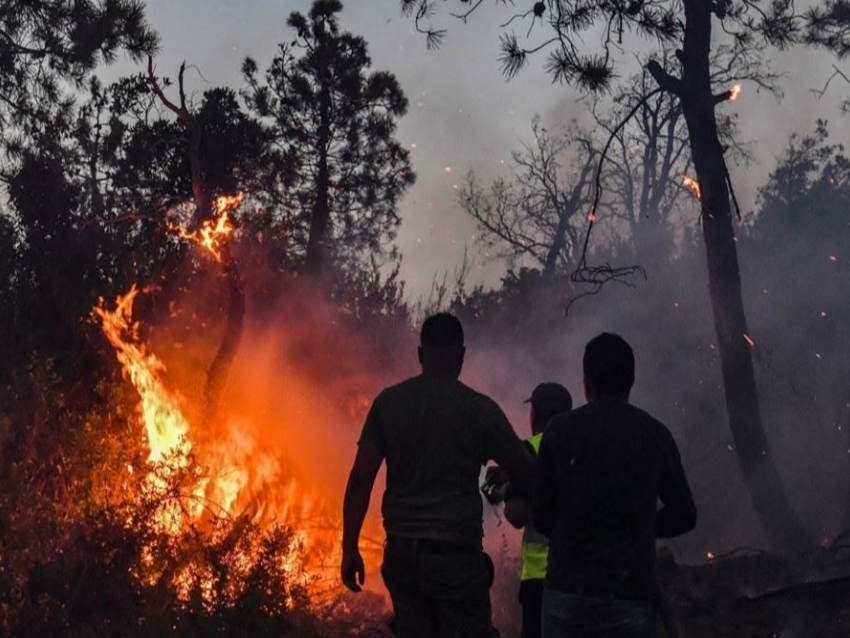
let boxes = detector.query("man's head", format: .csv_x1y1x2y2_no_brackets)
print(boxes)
418,313,465,379
525,382,573,434
583,333,635,402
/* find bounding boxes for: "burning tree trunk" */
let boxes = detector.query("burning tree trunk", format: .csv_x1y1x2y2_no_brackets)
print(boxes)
148,58,244,424
648,0,813,553
202,242,245,422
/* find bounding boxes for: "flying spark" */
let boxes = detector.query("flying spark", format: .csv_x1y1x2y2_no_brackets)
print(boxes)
743,333,756,347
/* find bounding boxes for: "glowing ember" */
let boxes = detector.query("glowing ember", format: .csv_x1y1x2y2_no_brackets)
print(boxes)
682,176,701,199
169,194,243,261
588,211,597,222
729,84,743,101
443,165,453,173
743,333,756,347
707,551,715,561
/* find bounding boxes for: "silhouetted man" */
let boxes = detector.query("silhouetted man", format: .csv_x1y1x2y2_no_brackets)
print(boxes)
534,333,696,638
504,383,573,638
341,313,534,638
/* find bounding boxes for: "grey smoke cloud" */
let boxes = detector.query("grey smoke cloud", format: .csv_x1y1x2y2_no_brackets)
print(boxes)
105,0,850,299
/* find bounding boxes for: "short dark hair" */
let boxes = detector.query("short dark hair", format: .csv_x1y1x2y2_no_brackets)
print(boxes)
420,313,464,348
583,333,635,397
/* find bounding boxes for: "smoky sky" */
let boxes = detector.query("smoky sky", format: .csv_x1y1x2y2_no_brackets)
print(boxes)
105,0,850,299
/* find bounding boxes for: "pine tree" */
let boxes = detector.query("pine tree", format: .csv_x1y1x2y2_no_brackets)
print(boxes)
243,0,415,276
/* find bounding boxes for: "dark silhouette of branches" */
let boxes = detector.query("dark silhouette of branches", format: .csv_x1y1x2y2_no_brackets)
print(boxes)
459,118,595,276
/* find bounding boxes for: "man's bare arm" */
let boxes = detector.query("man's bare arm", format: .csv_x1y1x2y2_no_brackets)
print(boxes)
341,442,383,592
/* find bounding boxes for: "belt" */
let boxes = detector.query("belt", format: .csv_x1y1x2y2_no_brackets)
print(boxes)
387,536,481,555
556,585,620,600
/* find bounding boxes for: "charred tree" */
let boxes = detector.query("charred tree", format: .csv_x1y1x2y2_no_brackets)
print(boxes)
459,119,595,277
148,59,244,424
591,60,694,262
644,0,811,553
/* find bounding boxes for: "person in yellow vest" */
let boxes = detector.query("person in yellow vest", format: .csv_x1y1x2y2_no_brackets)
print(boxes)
504,383,573,638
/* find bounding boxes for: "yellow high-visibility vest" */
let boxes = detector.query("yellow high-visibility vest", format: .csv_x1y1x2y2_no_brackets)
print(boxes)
521,433,548,581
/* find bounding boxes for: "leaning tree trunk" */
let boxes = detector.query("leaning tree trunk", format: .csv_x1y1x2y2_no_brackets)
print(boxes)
669,0,813,553
202,244,244,424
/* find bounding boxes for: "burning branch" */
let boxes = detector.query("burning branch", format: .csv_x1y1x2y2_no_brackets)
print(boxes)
168,194,242,262
147,56,245,427
682,175,702,199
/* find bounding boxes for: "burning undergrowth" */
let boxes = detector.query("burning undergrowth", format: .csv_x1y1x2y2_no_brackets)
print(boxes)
0,196,413,637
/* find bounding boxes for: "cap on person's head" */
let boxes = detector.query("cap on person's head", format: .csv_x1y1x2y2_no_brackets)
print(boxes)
524,382,573,422
583,333,635,397
420,313,464,348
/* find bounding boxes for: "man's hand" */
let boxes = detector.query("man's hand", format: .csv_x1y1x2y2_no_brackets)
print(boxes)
342,441,382,592
484,465,510,487
341,547,366,592
481,465,510,504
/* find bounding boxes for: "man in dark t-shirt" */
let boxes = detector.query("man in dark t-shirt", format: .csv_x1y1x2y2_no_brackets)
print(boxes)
341,313,534,638
534,333,696,638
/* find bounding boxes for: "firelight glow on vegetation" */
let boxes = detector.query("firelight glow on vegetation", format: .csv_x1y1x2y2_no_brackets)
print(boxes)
92,194,362,600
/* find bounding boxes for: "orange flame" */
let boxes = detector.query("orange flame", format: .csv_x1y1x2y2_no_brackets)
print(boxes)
729,84,742,101
93,193,384,599
94,284,192,467
682,176,701,199
94,282,356,597
170,194,243,261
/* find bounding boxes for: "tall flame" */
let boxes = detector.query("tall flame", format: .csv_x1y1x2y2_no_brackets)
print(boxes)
93,283,351,595
93,193,379,599
94,284,191,466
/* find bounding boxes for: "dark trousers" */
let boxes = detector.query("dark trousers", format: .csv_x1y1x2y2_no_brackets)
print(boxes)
381,537,498,638
519,579,544,638
541,588,656,638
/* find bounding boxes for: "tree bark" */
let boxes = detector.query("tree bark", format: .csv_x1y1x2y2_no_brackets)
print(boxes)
202,243,244,424
651,0,814,553
305,46,332,276
543,154,594,276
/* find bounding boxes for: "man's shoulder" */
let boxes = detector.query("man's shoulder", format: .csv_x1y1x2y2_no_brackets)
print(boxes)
457,382,501,407
372,377,421,406
375,377,494,405
545,402,670,433
627,404,674,436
